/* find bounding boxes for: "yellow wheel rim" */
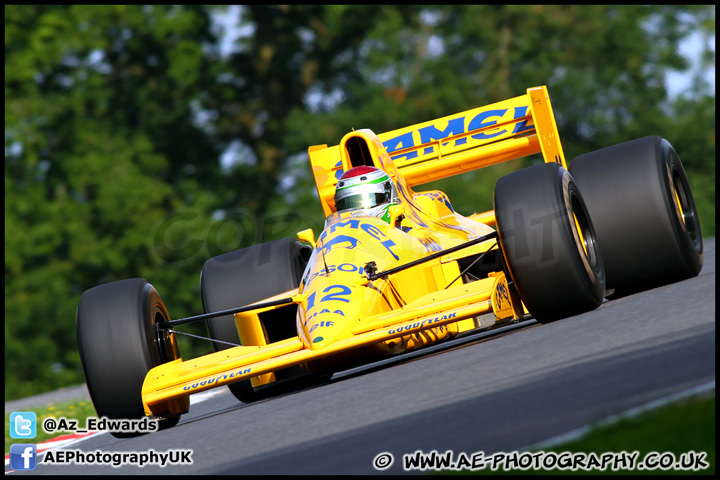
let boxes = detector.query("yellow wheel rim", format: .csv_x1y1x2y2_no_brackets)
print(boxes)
574,212,588,257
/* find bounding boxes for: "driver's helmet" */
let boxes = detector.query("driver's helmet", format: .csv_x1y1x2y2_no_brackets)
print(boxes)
333,166,399,223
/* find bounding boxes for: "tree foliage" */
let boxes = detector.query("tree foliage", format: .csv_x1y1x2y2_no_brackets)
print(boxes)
4,5,715,400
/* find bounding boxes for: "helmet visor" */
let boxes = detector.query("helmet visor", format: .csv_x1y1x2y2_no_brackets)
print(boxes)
335,192,389,212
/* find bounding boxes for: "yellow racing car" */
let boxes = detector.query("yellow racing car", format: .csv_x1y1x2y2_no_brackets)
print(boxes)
76,86,703,436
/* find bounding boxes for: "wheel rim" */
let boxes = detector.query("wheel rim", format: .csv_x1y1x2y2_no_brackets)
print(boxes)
152,310,176,364
561,170,598,273
669,165,698,243
573,211,588,257
568,188,600,278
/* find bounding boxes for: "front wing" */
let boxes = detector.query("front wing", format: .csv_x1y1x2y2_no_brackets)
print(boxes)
141,271,520,417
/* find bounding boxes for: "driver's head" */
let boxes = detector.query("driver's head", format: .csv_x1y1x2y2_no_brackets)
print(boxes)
333,166,398,223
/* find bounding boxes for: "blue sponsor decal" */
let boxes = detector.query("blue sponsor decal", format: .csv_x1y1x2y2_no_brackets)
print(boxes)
319,234,359,254
361,223,399,260
303,308,346,327
417,237,444,253
334,160,344,180
309,320,335,333
387,312,457,335
316,219,399,260
305,285,352,318
183,367,253,391
305,263,364,286
495,281,510,309
318,219,362,240
382,107,533,161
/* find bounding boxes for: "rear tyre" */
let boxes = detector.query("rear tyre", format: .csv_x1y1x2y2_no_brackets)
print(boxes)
77,278,182,437
494,162,605,323
201,238,311,402
569,136,702,297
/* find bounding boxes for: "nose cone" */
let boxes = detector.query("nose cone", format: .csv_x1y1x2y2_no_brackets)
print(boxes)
297,254,382,350
297,216,404,349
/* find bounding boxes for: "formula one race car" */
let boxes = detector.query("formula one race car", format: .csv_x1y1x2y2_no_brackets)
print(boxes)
76,86,703,435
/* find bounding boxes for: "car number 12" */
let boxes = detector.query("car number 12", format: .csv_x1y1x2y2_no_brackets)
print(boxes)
306,285,352,311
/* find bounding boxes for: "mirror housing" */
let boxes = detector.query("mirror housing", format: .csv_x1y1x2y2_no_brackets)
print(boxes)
386,204,406,232
297,228,316,249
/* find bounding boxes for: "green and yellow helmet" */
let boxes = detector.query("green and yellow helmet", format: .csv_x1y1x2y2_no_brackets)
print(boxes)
333,166,399,223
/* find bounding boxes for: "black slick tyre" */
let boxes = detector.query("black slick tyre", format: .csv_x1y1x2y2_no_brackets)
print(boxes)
569,136,703,297
76,278,182,437
200,238,310,402
494,162,605,323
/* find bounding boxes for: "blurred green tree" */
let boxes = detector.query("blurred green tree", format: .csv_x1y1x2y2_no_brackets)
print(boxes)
4,5,714,400
5,5,223,398
281,5,715,222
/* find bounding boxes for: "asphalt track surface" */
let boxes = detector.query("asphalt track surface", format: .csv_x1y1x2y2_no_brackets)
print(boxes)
9,238,715,475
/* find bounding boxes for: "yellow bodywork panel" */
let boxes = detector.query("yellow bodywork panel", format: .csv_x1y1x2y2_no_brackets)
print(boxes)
140,86,563,419
468,210,496,227
142,279,495,416
234,311,276,388
309,85,564,216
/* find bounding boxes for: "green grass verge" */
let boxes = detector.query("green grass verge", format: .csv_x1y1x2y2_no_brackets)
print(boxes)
441,392,714,475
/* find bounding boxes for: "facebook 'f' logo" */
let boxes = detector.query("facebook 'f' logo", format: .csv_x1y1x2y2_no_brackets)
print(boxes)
10,444,37,471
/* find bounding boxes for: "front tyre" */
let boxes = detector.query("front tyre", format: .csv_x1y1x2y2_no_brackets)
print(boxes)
77,278,183,437
201,238,310,402
494,162,605,323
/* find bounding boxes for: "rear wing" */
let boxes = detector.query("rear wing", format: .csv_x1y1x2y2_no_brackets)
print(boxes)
309,85,566,217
